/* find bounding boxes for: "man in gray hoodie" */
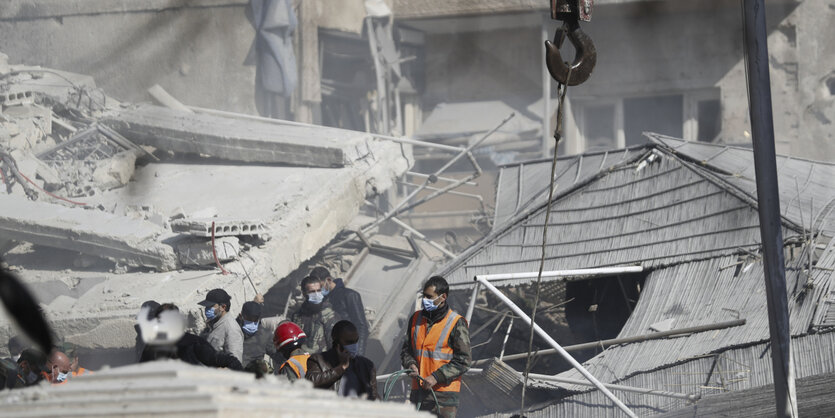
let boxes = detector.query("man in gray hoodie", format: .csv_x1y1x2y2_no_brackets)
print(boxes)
199,288,243,363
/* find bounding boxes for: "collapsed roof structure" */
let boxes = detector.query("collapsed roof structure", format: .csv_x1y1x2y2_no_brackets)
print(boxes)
434,135,835,416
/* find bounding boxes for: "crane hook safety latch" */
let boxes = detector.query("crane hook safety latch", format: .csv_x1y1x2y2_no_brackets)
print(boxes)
545,21,597,86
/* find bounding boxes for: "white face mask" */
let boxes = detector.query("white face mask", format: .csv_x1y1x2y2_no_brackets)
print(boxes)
55,371,69,383
307,291,324,305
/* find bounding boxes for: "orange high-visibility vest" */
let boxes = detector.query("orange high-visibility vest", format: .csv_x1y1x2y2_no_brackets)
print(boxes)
409,309,463,392
72,367,92,377
280,354,310,379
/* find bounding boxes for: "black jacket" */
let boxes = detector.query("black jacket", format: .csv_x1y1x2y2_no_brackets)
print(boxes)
326,279,370,355
140,333,243,371
306,347,378,400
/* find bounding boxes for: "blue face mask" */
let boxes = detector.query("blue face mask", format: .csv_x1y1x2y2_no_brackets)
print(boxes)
55,371,69,383
342,343,359,358
422,296,440,312
242,320,259,335
322,287,330,297
307,291,324,305
205,307,217,321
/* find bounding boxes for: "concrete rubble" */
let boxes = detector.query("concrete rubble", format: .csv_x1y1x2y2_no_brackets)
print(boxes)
0,54,412,360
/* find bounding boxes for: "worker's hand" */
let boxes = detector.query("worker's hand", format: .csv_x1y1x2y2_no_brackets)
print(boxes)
421,374,437,390
254,294,264,304
408,364,419,377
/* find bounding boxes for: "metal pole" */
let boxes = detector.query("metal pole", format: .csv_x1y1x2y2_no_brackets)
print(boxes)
478,266,644,283
742,1,797,416
524,372,700,402
472,318,747,365
407,171,478,186
465,282,481,323
476,277,638,418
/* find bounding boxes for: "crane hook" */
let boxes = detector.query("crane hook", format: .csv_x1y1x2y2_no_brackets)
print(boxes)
544,21,597,86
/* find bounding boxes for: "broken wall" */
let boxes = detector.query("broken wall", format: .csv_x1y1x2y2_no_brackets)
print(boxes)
0,0,257,114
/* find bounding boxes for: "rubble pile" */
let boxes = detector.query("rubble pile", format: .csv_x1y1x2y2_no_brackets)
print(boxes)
0,51,412,361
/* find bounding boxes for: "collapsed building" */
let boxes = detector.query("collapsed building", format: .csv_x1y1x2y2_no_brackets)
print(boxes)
0,52,413,366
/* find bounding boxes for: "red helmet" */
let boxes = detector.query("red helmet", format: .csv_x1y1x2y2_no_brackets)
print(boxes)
274,321,307,349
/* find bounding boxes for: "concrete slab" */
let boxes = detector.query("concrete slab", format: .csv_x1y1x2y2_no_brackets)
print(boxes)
170,218,267,237
0,360,427,417
102,104,349,168
0,195,177,270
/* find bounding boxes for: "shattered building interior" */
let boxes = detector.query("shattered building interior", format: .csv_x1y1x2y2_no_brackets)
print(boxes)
0,0,834,417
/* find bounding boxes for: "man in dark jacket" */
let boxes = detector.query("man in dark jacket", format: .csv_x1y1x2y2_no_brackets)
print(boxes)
140,304,243,371
290,276,340,353
305,320,378,400
238,301,279,376
310,267,370,355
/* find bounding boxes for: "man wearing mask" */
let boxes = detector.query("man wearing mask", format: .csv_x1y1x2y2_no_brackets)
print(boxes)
310,267,370,355
400,276,471,418
275,321,310,381
238,301,279,376
290,276,339,353
140,304,243,370
198,288,244,363
42,350,72,385
305,320,378,400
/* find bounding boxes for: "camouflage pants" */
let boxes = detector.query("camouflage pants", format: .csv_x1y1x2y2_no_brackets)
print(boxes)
411,390,458,418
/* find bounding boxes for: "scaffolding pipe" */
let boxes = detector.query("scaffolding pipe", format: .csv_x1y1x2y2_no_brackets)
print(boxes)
475,276,638,418
477,266,644,283
465,281,481,323
472,318,747,365
407,171,478,186
524,372,700,402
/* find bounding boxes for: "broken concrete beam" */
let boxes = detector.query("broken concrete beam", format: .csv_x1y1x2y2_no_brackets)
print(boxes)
101,104,345,168
171,218,268,238
0,195,177,271
177,236,240,266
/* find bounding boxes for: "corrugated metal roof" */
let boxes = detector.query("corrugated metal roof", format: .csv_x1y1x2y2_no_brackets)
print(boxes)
547,238,835,390
443,152,776,287
648,134,835,237
493,147,643,229
481,330,835,417
445,136,835,416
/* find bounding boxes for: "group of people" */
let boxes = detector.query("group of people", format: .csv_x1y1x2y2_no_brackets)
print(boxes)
3,268,471,418
1,340,92,389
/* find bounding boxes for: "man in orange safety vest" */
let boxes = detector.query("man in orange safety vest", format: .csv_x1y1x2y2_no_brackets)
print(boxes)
400,276,471,418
